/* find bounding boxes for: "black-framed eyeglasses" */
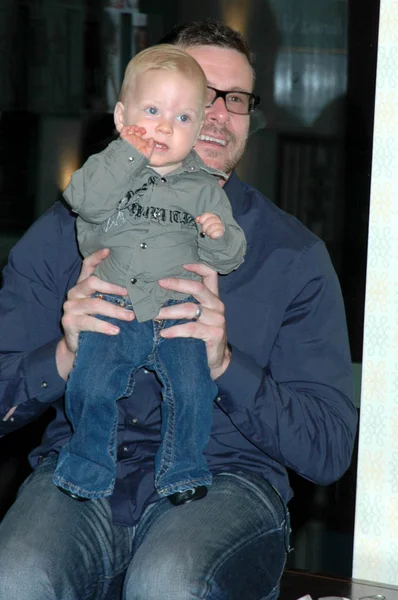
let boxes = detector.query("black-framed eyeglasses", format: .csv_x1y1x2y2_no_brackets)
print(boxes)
205,86,260,115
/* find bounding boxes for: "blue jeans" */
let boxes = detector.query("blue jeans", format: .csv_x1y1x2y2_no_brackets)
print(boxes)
53,294,217,498
0,456,290,600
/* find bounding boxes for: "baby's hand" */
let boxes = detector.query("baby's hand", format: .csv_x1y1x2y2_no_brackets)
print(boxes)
120,125,154,160
196,212,225,239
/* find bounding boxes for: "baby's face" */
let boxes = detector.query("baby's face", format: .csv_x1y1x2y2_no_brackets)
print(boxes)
118,69,204,174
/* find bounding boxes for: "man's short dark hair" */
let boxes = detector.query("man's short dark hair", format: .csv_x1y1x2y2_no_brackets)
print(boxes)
160,18,254,67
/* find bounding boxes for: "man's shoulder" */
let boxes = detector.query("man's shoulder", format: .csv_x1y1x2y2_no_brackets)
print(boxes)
234,178,337,294
234,176,321,251
9,200,79,264
29,199,77,239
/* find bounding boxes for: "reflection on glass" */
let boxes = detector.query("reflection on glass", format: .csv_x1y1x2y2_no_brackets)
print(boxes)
269,0,347,132
275,52,347,127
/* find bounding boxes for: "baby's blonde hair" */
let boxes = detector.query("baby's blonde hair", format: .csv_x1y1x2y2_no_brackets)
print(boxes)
119,44,207,112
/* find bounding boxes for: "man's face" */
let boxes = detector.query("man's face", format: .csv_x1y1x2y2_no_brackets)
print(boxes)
114,69,204,175
183,45,254,177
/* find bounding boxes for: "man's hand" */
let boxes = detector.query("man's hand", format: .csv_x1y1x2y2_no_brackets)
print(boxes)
56,248,135,380
196,213,225,239
120,125,155,160
156,263,231,380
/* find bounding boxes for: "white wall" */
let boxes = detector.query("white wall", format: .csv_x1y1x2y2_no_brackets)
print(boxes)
353,0,398,585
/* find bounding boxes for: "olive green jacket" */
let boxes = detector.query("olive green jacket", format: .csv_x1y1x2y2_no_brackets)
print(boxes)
64,138,246,321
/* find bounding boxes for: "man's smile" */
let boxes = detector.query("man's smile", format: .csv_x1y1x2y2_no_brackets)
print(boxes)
197,135,227,147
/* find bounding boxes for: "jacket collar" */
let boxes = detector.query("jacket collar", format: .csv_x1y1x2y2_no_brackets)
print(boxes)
223,170,250,219
163,150,227,181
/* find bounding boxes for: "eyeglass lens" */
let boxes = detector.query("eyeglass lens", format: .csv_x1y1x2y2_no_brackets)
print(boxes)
205,87,254,114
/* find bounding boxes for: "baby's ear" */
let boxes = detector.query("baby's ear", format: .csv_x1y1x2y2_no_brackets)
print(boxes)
114,102,125,133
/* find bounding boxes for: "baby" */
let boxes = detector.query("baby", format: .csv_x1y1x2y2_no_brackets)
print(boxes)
53,44,246,506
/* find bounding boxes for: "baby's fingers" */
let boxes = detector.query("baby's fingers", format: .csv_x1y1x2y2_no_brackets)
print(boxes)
131,125,146,136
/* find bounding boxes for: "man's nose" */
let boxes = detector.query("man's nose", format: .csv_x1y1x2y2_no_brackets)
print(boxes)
206,96,230,124
156,118,173,134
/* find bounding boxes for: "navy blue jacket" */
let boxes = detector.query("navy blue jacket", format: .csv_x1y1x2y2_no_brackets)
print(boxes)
0,171,357,526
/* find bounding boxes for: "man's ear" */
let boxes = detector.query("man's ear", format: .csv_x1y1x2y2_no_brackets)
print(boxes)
114,102,125,133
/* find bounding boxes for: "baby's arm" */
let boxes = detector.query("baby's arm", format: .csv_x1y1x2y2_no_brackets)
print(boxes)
120,125,155,160
197,186,246,274
64,135,150,224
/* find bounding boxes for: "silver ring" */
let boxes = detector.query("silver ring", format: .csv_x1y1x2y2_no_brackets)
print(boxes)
194,304,203,321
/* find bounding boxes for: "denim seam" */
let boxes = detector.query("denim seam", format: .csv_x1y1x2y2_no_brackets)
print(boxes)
152,301,194,472
106,403,118,467
119,362,142,399
152,318,207,492
118,313,145,399
153,309,214,492
53,473,115,498
153,344,176,481
151,317,177,483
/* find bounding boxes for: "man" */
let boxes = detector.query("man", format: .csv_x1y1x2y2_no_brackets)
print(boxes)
0,19,357,600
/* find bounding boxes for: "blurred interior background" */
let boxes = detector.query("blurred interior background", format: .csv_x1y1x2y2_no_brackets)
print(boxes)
0,0,379,578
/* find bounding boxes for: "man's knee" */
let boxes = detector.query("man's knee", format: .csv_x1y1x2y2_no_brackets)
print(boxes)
124,546,199,600
0,549,55,600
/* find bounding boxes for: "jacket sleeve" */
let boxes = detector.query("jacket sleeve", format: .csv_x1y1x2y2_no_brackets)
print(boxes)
0,206,78,436
215,241,357,485
197,185,247,274
63,138,149,223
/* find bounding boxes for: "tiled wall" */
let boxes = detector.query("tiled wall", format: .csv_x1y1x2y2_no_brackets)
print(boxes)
353,0,398,584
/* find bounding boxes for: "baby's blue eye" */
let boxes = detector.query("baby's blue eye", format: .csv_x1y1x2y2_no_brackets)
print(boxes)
145,106,158,115
178,114,191,123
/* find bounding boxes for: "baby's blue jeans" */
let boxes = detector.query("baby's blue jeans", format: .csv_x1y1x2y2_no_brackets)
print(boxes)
53,294,217,498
